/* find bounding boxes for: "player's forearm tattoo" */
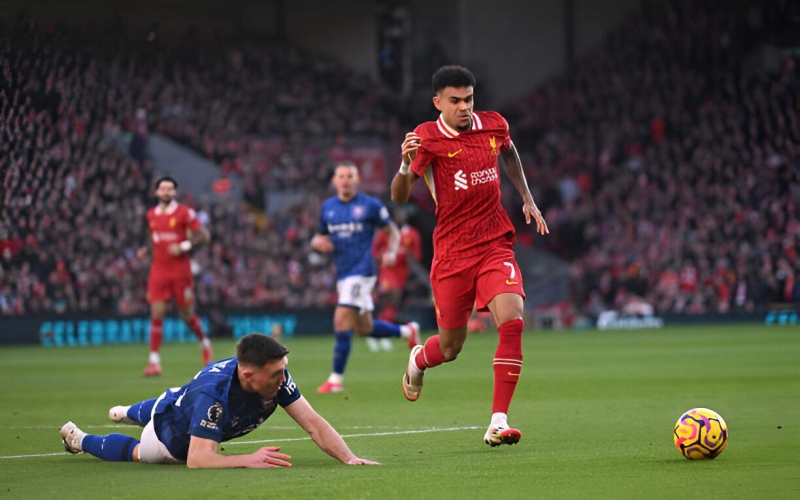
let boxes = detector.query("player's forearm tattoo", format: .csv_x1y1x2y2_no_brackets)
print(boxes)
500,143,533,201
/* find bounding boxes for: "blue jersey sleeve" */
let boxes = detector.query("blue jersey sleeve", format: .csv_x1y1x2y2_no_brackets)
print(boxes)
317,205,330,235
372,198,391,228
277,369,302,407
187,391,226,443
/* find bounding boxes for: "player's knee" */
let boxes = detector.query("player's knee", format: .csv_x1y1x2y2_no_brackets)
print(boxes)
352,328,372,337
441,343,463,362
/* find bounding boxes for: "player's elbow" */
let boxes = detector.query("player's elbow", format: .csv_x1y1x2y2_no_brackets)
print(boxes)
391,189,410,204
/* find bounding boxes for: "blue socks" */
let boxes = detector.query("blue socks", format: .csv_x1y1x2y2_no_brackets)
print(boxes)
82,434,139,462
127,398,157,425
371,320,401,338
333,330,353,374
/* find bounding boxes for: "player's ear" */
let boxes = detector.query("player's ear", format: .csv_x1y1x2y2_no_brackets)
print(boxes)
239,366,253,381
433,95,442,111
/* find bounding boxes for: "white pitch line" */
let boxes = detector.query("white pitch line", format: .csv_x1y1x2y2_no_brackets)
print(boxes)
1,452,69,459
0,426,480,460
226,426,480,446
9,424,411,430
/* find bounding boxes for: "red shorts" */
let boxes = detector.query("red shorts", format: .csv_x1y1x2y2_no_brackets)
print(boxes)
431,240,525,329
147,273,195,307
378,270,408,292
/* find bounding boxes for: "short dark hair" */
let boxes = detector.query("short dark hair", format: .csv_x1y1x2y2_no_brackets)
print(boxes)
155,175,178,190
432,65,476,93
236,333,290,367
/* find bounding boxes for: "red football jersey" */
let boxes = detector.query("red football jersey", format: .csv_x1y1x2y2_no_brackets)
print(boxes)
410,111,515,258
373,224,422,285
146,201,202,277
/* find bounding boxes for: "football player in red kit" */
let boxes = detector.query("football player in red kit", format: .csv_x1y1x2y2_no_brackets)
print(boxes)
138,176,212,376
391,66,549,447
372,207,422,325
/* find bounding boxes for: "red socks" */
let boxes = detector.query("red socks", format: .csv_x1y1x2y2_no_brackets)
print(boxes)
415,334,446,369
492,319,524,414
149,319,163,353
414,319,523,415
187,315,206,341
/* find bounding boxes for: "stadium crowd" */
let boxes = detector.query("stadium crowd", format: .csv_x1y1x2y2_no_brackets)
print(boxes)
2,0,799,319
504,0,799,316
0,18,405,316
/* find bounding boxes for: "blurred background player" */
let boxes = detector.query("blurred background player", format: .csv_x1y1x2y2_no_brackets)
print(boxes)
369,206,422,351
60,333,380,468
312,162,420,393
391,65,549,446
137,176,212,376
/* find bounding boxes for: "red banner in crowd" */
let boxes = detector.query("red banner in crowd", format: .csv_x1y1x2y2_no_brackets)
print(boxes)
351,147,387,195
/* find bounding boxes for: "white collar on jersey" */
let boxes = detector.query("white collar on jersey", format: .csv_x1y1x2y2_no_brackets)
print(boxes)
435,112,484,138
155,200,179,215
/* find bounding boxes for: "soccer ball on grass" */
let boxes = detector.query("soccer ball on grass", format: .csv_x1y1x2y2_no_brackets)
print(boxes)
673,407,728,459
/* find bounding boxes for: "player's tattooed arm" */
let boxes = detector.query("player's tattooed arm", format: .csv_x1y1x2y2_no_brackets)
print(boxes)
188,226,210,248
500,142,549,235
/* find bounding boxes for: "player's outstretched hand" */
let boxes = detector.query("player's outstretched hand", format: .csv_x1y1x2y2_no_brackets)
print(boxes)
401,132,421,165
345,457,381,465
249,446,292,468
523,204,549,235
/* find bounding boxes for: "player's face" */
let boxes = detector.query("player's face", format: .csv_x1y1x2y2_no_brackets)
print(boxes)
155,181,177,205
332,165,360,201
433,86,474,132
245,356,288,399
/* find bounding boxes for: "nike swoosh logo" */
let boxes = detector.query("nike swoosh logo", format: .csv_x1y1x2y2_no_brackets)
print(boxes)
507,372,520,377
506,280,518,285
448,149,463,158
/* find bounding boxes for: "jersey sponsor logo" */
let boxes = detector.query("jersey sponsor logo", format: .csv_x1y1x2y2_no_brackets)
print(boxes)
448,149,463,158
454,170,468,190
327,222,365,236
489,136,499,156
152,231,180,243
470,167,498,185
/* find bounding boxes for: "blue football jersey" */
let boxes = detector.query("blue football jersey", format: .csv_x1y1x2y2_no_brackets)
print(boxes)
317,192,391,279
152,357,302,461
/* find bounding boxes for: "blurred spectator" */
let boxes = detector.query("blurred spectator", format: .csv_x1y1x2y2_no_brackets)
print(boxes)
503,0,800,315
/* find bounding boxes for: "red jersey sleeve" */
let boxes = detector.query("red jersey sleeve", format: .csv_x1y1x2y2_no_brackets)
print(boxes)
410,123,437,177
372,230,388,260
184,207,202,233
482,111,512,150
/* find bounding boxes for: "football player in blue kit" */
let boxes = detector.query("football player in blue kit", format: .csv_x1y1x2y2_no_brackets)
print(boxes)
312,161,420,393
60,333,380,468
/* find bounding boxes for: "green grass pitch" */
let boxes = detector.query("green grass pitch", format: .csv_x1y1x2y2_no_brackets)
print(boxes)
0,323,798,499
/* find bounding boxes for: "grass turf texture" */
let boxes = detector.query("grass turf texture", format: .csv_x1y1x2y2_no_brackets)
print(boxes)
0,323,798,499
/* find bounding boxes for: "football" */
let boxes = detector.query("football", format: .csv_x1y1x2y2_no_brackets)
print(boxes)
673,408,728,459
